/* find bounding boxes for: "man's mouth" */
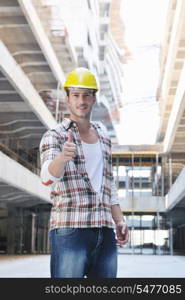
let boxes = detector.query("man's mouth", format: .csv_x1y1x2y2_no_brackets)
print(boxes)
77,106,88,110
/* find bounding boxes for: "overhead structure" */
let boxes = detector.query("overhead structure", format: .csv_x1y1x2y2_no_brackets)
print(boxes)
157,0,185,154
0,0,77,208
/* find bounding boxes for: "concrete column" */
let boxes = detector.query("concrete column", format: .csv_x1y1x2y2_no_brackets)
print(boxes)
156,153,159,196
169,155,173,188
139,157,142,198
125,168,129,199
7,206,16,254
161,156,165,197
43,226,48,254
157,212,161,255
153,225,156,255
131,153,135,254
7,206,24,254
37,227,42,253
19,207,24,254
46,215,50,253
116,157,119,189
31,213,36,254
140,215,142,254
143,229,145,254
42,212,49,253
169,219,174,255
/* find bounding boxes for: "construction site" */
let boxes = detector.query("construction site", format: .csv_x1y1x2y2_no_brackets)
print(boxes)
0,0,185,278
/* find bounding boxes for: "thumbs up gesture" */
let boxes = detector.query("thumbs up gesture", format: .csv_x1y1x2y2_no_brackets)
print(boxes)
61,129,77,162
67,129,73,143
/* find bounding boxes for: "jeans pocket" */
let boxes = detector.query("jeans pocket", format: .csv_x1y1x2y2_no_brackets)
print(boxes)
55,228,77,236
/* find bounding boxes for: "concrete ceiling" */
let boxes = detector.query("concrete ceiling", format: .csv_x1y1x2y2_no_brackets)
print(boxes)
0,0,78,150
157,0,185,154
0,181,47,207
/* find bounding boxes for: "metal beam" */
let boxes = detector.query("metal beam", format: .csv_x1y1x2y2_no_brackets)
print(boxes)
0,151,51,203
163,62,185,152
0,41,56,129
17,0,65,84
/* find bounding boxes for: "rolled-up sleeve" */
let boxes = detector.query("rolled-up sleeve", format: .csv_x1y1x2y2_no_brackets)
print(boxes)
39,130,64,186
40,160,63,186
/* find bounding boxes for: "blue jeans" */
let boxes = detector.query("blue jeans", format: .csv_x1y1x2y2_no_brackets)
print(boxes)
49,227,117,278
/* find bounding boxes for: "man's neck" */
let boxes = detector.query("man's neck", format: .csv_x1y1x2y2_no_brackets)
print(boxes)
70,116,91,134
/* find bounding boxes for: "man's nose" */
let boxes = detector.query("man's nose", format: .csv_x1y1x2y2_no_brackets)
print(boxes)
78,95,86,102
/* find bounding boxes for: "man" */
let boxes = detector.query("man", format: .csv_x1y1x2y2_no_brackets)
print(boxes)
39,67,128,278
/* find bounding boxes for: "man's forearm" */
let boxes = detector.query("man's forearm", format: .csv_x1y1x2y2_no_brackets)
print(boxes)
48,154,66,178
111,204,126,225
112,204,129,245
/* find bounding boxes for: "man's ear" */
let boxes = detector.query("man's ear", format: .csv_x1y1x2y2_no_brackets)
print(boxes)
65,96,69,103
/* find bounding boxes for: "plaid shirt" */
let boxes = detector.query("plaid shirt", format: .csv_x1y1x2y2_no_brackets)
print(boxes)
39,118,118,230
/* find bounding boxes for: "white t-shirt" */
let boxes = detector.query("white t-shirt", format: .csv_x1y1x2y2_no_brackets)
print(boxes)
81,140,103,194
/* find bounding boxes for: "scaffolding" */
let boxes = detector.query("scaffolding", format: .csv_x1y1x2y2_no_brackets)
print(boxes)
112,151,174,255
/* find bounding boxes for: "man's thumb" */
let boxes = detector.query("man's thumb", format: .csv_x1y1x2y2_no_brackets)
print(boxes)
67,129,73,142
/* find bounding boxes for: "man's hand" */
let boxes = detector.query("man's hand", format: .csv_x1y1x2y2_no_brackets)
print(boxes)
61,129,76,162
48,130,76,178
115,220,129,246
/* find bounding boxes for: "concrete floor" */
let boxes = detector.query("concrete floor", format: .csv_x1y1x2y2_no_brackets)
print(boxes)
0,254,185,277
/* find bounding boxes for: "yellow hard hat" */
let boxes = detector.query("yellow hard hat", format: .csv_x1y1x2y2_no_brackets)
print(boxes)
63,67,99,91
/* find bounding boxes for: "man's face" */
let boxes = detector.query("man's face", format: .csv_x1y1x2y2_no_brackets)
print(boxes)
66,88,96,120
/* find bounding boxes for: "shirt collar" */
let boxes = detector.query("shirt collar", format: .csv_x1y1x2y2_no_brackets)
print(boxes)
61,118,77,130
61,117,102,132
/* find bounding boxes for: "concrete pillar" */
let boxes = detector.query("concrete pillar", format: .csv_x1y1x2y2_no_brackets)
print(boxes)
37,227,42,253
7,206,16,254
31,213,36,253
161,156,165,197
157,212,161,255
131,153,135,254
153,225,156,255
125,168,129,199
169,219,174,255
42,212,49,253
169,155,173,188
7,206,24,254
143,229,145,254
19,207,24,254
140,215,142,254
156,153,159,196
43,226,48,254
116,157,119,189
47,228,50,253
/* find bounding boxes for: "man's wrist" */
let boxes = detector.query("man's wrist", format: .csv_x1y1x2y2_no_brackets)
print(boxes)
57,152,67,163
115,219,126,226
